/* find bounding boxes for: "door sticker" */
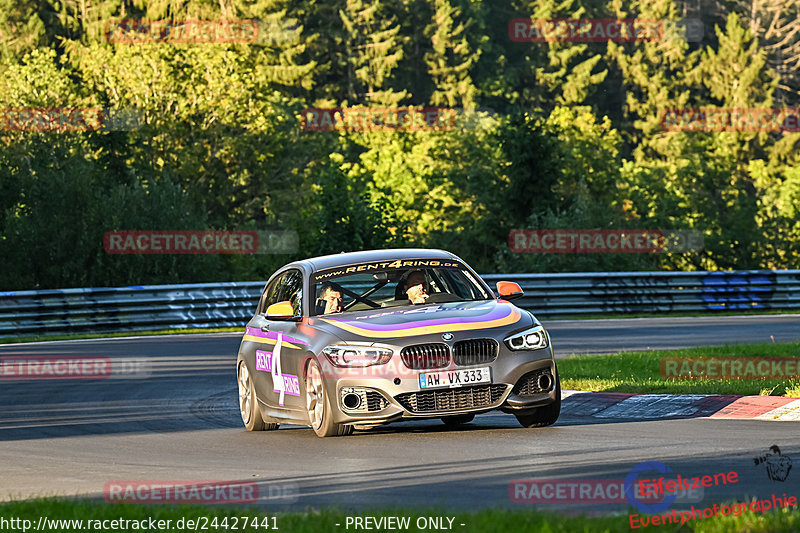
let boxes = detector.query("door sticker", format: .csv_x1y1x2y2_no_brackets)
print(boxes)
254,333,300,405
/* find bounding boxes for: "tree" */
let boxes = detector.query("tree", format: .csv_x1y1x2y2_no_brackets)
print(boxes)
304,147,403,256
481,0,607,113
732,0,800,106
424,0,480,108
607,0,702,152
616,11,781,270
339,0,407,106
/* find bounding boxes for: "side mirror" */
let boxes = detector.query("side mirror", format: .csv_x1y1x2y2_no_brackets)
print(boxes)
496,281,523,300
265,301,301,321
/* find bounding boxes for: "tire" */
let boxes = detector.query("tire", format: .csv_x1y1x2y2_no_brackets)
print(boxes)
305,359,353,437
441,414,475,427
514,372,561,428
238,360,279,431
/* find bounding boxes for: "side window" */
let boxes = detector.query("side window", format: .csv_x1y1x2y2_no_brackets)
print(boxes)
259,272,286,314
278,269,303,316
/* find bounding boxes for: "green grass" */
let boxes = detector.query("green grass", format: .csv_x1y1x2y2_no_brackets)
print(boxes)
0,327,242,345
0,498,798,532
559,342,800,397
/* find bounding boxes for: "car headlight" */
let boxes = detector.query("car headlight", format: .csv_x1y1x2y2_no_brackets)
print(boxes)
505,325,548,351
321,344,393,367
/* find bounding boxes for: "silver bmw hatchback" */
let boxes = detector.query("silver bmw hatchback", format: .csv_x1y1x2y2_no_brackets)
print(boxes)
236,248,560,437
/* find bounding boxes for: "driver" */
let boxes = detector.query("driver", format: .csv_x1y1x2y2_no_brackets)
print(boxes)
317,282,343,314
403,270,429,305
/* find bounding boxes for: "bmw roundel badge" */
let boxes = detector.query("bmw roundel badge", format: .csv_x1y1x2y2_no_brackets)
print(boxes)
442,333,454,341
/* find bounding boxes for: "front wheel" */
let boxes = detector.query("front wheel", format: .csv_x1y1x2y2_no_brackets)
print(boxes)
305,359,353,437
514,373,561,428
238,360,278,431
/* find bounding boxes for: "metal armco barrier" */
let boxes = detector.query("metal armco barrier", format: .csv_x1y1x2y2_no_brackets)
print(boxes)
0,282,263,337
481,270,800,316
1,270,798,337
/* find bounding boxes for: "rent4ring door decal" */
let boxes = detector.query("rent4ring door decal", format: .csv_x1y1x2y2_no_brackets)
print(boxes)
255,333,300,405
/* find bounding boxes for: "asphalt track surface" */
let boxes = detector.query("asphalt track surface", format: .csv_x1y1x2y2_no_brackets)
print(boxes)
0,315,798,513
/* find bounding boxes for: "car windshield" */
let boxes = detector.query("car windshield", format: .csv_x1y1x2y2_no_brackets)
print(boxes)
310,259,491,315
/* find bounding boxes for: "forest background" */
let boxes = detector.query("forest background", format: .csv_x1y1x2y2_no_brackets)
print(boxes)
0,0,798,290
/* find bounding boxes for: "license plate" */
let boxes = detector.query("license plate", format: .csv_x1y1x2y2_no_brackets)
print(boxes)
419,367,491,389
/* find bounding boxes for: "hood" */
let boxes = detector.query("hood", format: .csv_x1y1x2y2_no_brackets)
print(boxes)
309,300,529,340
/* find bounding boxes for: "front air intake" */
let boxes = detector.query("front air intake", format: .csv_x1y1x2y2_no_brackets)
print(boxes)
513,368,555,396
395,384,507,413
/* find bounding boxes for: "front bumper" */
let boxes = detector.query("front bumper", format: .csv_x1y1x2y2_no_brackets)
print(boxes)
320,345,558,426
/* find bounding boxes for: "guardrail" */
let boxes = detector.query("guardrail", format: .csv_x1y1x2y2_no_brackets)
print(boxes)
482,270,800,316
1,270,798,337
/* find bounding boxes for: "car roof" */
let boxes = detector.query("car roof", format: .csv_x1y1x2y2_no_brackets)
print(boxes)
290,248,462,272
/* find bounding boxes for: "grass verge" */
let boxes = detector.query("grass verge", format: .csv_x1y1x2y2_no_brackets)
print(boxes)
0,499,798,532
559,342,800,397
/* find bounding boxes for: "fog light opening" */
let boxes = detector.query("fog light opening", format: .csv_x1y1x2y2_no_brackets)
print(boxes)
537,374,552,391
343,392,362,409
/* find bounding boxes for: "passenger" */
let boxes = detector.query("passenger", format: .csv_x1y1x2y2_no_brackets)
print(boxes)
403,270,429,305
317,282,343,314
